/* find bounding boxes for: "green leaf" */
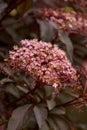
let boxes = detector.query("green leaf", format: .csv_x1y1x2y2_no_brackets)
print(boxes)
7,104,32,130
33,105,48,128
17,0,33,15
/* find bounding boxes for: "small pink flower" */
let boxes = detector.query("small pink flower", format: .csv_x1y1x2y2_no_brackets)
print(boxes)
9,39,79,88
39,8,87,35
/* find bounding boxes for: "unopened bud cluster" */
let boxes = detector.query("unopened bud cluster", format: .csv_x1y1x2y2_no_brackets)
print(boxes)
9,39,79,88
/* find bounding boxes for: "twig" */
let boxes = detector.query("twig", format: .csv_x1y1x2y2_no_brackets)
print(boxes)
4,81,40,107
0,15,29,31
56,95,82,108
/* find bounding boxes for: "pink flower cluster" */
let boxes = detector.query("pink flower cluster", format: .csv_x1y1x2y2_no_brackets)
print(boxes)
39,8,87,36
9,39,79,88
